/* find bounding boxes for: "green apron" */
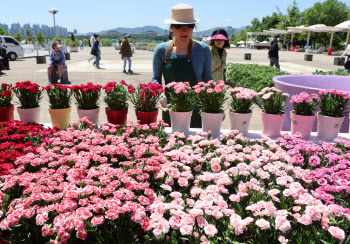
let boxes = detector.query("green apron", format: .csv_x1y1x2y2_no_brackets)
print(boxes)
162,39,202,128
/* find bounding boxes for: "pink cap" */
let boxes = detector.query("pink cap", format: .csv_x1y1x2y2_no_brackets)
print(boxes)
211,34,228,41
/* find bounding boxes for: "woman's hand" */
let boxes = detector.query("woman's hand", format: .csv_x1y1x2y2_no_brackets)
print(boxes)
159,95,171,112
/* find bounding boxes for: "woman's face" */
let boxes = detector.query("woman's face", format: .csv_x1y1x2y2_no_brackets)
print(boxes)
172,26,193,43
54,45,60,51
214,39,225,49
96,36,99,40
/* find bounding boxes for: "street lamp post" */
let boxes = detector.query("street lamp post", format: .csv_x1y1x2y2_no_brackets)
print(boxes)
49,8,58,40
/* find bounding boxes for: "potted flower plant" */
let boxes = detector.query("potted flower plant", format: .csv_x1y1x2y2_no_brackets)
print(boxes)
103,80,133,125
290,92,319,139
257,87,289,137
129,82,164,124
0,83,14,122
69,33,79,52
44,84,72,129
194,80,227,138
317,89,349,141
166,81,196,134
11,81,43,123
71,83,102,124
228,87,257,136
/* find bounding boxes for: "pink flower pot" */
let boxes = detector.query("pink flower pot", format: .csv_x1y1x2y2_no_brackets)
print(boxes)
290,111,316,139
261,112,285,138
105,108,128,125
77,107,100,125
135,110,158,125
0,105,14,122
317,113,344,141
202,112,224,138
17,107,40,123
170,110,192,135
229,111,252,136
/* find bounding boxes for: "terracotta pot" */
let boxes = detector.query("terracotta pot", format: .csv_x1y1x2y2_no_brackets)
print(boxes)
49,107,71,129
0,105,14,122
290,111,316,139
229,111,252,136
17,107,40,123
261,112,285,138
201,112,224,138
317,113,344,141
105,108,128,125
170,110,192,135
77,107,100,124
135,110,158,124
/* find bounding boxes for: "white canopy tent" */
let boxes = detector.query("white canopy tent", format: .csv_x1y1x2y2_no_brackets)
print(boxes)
314,26,341,49
334,20,350,47
287,25,306,45
246,30,290,48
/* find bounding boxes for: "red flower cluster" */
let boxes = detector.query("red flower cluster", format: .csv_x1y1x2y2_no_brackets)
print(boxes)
11,81,40,94
43,84,71,91
0,90,11,97
138,83,164,100
0,121,57,175
121,80,136,93
71,83,102,93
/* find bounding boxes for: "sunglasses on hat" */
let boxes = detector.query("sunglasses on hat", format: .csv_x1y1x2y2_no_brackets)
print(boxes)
173,24,195,29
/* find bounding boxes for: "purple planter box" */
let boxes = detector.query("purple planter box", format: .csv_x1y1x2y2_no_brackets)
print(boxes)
273,75,350,133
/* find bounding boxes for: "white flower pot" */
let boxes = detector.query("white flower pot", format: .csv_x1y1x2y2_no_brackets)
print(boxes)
317,113,344,141
201,112,224,138
69,46,79,52
77,107,100,125
17,107,40,123
229,111,252,136
170,110,192,135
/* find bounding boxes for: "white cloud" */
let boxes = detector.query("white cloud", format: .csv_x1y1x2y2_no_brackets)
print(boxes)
225,18,231,22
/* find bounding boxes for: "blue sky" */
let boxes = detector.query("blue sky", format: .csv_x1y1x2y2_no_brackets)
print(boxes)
1,0,324,33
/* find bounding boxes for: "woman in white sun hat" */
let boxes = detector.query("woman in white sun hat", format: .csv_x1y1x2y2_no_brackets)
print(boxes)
152,3,212,128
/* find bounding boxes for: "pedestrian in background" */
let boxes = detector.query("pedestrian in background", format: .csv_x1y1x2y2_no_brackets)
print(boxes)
209,29,230,82
47,42,66,84
92,34,101,69
88,36,95,63
120,33,133,74
118,38,122,46
268,38,280,69
80,40,83,50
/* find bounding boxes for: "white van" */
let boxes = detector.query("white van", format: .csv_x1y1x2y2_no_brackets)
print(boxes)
0,36,24,60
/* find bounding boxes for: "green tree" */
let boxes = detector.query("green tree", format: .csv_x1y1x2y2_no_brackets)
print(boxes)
101,38,112,46
82,39,89,46
26,29,33,43
13,31,23,42
0,27,9,36
286,1,304,27
304,0,349,48
69,33,77,47
34,32,46,43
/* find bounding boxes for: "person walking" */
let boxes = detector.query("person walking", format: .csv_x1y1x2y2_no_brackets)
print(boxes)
339,38,350,69
88,36,95,63
0,46,9,70
118,38,122,46
152,3,212,128
209,29,230,82
92,34,101,69
80,40,83,50
47,42,66,84
268,38,280,69
120,33,133,74
286,40,291,51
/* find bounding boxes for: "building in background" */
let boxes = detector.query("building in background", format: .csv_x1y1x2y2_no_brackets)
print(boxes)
0,23,68,37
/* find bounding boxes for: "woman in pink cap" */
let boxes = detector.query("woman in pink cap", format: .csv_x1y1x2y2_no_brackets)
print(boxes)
209,29,230,82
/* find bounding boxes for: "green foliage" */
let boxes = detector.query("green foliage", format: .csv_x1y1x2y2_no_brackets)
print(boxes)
101,38,112,46
34,32,46,43
44,85,72,109
313,69,350,76
69,33,77,47
225,63,290,92
0,27,9,36
13,31,23,42
82,39,89,46
319,91,349,117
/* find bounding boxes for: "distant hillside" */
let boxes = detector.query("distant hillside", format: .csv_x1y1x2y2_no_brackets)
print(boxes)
84,25,247,36
97,26,167,35
193,26,247,37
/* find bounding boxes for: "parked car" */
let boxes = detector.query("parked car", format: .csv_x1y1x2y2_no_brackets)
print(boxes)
0,36,24,60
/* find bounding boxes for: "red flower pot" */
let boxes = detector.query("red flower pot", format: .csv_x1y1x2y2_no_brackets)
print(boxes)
0,105,14,122
105,108,128,125
135,110,158,125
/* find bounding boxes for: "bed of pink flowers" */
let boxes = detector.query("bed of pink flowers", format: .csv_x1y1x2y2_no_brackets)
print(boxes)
0,118,349,244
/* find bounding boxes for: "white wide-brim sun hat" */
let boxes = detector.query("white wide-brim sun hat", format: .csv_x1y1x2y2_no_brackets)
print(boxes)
164,3,201,24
